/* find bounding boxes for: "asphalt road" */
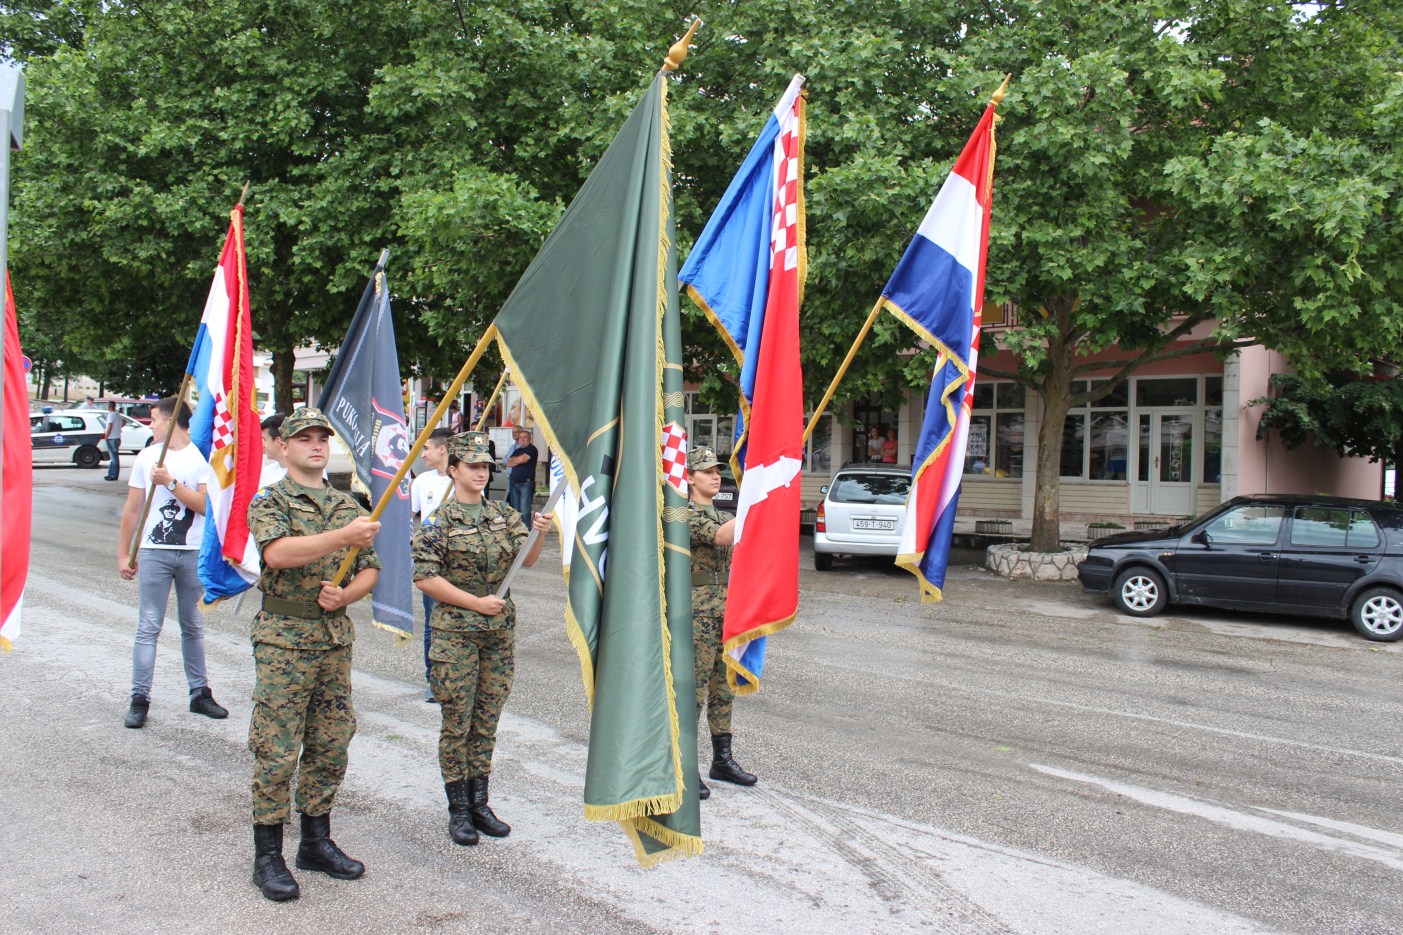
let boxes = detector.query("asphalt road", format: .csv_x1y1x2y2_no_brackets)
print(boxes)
3,464,1401,934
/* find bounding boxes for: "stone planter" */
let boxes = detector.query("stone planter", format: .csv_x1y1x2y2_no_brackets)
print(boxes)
987,542,1089,581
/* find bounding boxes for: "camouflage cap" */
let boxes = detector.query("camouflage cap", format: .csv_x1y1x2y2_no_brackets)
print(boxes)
280,407,334,440
448,430,496,465
687,446,723,471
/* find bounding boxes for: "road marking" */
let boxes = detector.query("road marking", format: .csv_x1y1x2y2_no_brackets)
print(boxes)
1031,764,1403,872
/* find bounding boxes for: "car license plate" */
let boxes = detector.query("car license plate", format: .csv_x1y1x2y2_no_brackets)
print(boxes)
853,518,895,531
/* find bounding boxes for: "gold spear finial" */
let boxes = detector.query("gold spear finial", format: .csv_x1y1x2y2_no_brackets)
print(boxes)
990,73,1013,106
662,17,703,73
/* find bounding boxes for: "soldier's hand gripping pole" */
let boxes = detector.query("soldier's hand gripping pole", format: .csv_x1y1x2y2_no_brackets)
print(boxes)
493,482,566,598
327,323,500,587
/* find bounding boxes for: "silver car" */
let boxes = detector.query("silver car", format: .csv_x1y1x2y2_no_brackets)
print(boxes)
813,464,910,570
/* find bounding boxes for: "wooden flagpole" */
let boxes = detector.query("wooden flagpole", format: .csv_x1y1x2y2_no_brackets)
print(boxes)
801,297,883,445
328,322,499,587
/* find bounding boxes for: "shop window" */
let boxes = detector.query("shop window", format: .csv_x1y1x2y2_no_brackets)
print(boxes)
1203,409,1222,484
805,413,832,474
1136,377,1198,407
966,381,1024,477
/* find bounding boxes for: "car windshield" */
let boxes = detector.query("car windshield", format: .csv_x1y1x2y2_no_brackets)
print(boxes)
830,473,909,504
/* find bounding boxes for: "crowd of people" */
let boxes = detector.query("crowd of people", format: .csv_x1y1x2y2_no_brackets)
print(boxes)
112,404,757,902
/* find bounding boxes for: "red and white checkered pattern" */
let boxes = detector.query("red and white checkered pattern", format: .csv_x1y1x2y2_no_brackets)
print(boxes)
661,421,687,495
770,123,800,273
211,392,236,474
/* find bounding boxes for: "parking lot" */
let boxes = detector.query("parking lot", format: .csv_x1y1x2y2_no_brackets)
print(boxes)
3,464,1400,934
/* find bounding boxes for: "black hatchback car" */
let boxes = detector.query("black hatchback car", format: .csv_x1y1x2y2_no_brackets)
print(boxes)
1078,494,1403,641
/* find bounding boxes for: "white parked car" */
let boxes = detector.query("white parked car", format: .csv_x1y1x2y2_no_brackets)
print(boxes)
30,409,153,468
812,464,910,570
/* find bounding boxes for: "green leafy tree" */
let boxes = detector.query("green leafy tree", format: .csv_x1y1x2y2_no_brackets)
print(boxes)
4,0,453,408
946,0,1402,549
1254,373,1403,480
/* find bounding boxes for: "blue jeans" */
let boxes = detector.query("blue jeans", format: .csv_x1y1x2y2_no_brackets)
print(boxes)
422,592,435,683
508,478,534,517
131,549,208,698
104,438,121,479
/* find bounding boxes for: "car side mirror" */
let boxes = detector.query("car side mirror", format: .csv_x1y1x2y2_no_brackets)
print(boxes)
1191,529,1211,547
819,485,829,496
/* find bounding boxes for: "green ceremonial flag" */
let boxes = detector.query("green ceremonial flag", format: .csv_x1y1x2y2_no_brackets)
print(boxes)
492,73,701,864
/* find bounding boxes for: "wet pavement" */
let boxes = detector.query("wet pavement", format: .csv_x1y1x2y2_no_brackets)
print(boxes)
3,465,1400,934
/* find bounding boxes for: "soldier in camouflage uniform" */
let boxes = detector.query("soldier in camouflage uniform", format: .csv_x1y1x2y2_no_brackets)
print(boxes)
687,447,758,800
412,431,552,846
245,408,382,902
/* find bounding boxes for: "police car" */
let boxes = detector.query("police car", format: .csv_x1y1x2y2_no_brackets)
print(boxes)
30,408,154,468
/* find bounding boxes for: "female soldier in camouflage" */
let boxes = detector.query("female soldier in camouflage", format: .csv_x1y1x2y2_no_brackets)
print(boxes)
686,447,758,799
412,431,552,846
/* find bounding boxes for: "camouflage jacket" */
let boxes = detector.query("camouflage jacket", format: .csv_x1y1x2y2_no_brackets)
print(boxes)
248,477,381,651
412,497,528,632
689,501,732,619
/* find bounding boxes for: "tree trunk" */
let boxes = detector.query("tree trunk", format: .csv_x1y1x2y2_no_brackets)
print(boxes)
272,347,296,415
1029,350,1074,552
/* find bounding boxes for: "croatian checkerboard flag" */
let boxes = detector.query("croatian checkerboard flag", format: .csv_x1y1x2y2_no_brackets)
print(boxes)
888,101,1000,602
189,204,262,605
680,75,806,692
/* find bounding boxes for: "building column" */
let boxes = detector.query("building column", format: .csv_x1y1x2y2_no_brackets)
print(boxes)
1220,353,1241,500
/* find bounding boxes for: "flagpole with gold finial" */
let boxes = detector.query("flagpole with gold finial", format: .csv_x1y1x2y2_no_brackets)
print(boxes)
802,75,1011,445
660,16,702,74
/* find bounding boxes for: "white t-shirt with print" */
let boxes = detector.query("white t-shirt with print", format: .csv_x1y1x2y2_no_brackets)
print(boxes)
410,470,454,521
129,444,214,550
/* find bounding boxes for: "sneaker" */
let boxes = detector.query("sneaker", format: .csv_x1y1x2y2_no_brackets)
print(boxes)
124,694,150,729
189,687,229,719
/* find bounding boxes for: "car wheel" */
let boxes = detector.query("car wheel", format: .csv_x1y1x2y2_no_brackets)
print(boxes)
1112,567,1167,617
1350,587,1403,642
74,445,102,469
814,551,834,571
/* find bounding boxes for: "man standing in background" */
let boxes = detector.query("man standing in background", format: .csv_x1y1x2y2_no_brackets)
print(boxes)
103,401,123,481
504,428,537,518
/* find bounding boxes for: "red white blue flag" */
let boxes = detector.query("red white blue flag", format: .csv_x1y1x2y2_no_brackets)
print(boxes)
680,75,806,691
190,205,262,605
888,102,1000,601
2,272,31,651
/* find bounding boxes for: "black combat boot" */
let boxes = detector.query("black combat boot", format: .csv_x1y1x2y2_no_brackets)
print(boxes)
252,824,300,902
444,781,479,846
698,775,710,800
467,777,511,837
708,733,758,786
124,694,149,729
295,812,365,879
188,687,229,719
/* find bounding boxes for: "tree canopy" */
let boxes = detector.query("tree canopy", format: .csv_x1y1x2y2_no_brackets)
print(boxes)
3,0,1399,540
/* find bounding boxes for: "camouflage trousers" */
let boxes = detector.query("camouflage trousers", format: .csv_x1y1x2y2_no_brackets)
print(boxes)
429,628,514,783
249,642,356,825
692,613,734,736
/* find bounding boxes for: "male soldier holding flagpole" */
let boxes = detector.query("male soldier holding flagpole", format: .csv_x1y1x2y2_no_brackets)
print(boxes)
244,408,380,902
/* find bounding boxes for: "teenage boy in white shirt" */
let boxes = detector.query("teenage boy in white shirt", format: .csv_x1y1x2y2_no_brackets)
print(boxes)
116,396,228,728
